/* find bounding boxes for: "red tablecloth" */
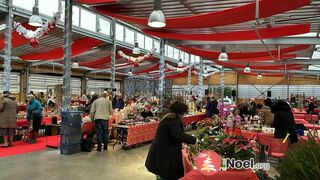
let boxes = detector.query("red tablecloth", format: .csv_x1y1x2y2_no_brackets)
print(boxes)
71,100,87,105
16,117,59,128
295,118,309,124
298,136,320,143
126,121,159,146
182,169,258,180
303,124,320,130
292,110,307,114
183,114,206,125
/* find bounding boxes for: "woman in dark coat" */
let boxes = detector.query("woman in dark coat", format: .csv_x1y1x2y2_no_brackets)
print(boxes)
271,100,298,144
146,101,197,180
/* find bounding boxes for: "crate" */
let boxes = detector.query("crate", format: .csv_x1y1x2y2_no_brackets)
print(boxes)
60,143,81,155
60,122,81,134
61,133,82,145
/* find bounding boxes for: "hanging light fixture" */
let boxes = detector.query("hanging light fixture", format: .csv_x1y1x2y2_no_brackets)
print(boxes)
218,46,228,61
178,59,183,67
203,66,208,74
244,63,251,73
148,0,166,28
132,42,141,55
29,0,43,27
72,59,79,68
257,72,262,79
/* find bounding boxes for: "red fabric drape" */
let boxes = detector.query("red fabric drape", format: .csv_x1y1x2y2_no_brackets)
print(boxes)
216,62,303,70
76,0,118,4
95,0,310,29
135,63,159,74
178,45,309,60
19,37,103,60
165,72,189,79
143,24,310,41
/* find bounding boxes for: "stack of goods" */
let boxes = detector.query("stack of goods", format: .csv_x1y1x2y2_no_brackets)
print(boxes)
60,111,82,155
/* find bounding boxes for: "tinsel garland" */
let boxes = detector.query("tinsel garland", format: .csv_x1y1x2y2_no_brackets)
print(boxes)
166,63,189,72
13,11,61,48
118,48,156,67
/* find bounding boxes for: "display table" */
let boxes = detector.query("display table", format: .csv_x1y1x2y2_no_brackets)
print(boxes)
16,117,60,128
292,109,307,114
113,121,158,148
183,114,206,125
303,124,320,130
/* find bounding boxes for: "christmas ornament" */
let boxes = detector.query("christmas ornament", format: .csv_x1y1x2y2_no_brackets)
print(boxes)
195,150,221,176
13,11,61,48
118,48,156,67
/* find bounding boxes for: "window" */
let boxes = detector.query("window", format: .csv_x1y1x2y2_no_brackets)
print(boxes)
165,45,168,56
173,48,179,60
60,2,80,26
87,80,120,94
80,9,96,32
0,72,20,93
98,18,110,36
13,0,34,11
136,33,145,48
39,0,59,16
115,24,124,41
167,46,174,58
124,28,134,45
145,36,153,51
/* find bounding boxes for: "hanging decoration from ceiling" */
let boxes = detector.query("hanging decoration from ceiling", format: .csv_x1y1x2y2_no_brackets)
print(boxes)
143,24,310,41
13,11,61,48
166,63,189,72
118,48,156,67
192,67,219,79
94,0,310,29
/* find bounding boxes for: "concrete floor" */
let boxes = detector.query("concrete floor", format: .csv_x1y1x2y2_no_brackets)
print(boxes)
0,145,155,180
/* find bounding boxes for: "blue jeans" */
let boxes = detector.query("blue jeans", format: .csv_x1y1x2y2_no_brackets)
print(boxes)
95,120,108,145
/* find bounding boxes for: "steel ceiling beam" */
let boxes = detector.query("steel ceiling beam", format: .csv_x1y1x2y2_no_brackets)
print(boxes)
168,37,320,45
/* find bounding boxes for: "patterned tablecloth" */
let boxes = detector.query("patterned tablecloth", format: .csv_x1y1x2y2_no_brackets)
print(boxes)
183,114,206,125
114,121,159,148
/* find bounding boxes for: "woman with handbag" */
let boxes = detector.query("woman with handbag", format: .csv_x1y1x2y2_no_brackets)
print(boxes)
26,94,43,144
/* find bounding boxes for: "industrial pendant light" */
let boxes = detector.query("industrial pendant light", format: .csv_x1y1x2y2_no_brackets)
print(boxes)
132,42,140,55
29,0,43,27
128,68,133,76
203,66,208,74
178,59,183,67
218,46,228,61
257,72,262,79
148,0,166,28
244,63,251,73
72,59,79,68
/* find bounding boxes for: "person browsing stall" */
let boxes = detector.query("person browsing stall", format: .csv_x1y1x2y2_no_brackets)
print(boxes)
26,94,43,144
141,105,154,119
0,91,18,147
90,92,113,151
145,101,197,180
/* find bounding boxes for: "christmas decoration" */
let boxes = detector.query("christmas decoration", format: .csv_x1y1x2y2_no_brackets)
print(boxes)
165,63,189,72
195,150,221,176
118,48,156,67
13,11,61,48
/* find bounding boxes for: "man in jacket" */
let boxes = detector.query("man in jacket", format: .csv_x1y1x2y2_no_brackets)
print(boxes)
90,92,113,151
0,91,18,147
257,103,274,126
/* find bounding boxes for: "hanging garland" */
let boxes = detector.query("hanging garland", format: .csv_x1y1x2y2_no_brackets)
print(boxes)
166,63,189,72
13,11,61,48
192,68,219,79
118,48,156,67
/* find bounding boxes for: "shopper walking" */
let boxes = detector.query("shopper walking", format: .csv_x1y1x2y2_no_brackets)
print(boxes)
146,101,197,180
0,91,18,147
26,94,43,144
90,92,113,151
114,95,125,110
257,103,274,126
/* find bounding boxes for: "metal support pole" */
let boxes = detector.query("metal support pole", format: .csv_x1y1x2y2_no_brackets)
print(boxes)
159,38,165,110
255,0,260,25
110,19,116,89
3,0,13,92
220,66,225,100
198,58,204,102
61,0,72,110
187,54,192,95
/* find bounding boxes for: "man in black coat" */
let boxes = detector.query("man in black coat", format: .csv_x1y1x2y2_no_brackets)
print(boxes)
271,100,298,144
146,101,197,180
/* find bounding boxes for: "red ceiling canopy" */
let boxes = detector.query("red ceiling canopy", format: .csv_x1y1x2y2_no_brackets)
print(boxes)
76,0,118,5
95,0,310,29
143,24,310,41
19,37,103,60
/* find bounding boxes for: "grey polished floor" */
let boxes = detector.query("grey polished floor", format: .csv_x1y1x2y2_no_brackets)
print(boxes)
0,145,154,180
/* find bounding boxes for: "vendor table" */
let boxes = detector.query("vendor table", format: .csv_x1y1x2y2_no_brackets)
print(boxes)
183,114,206,125
16,116,60,128
303,124,320,130
292,109,307,114
113,121,158,149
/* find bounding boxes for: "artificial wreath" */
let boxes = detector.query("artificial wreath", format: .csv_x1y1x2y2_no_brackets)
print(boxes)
118,48,156,67
13,11,61,48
